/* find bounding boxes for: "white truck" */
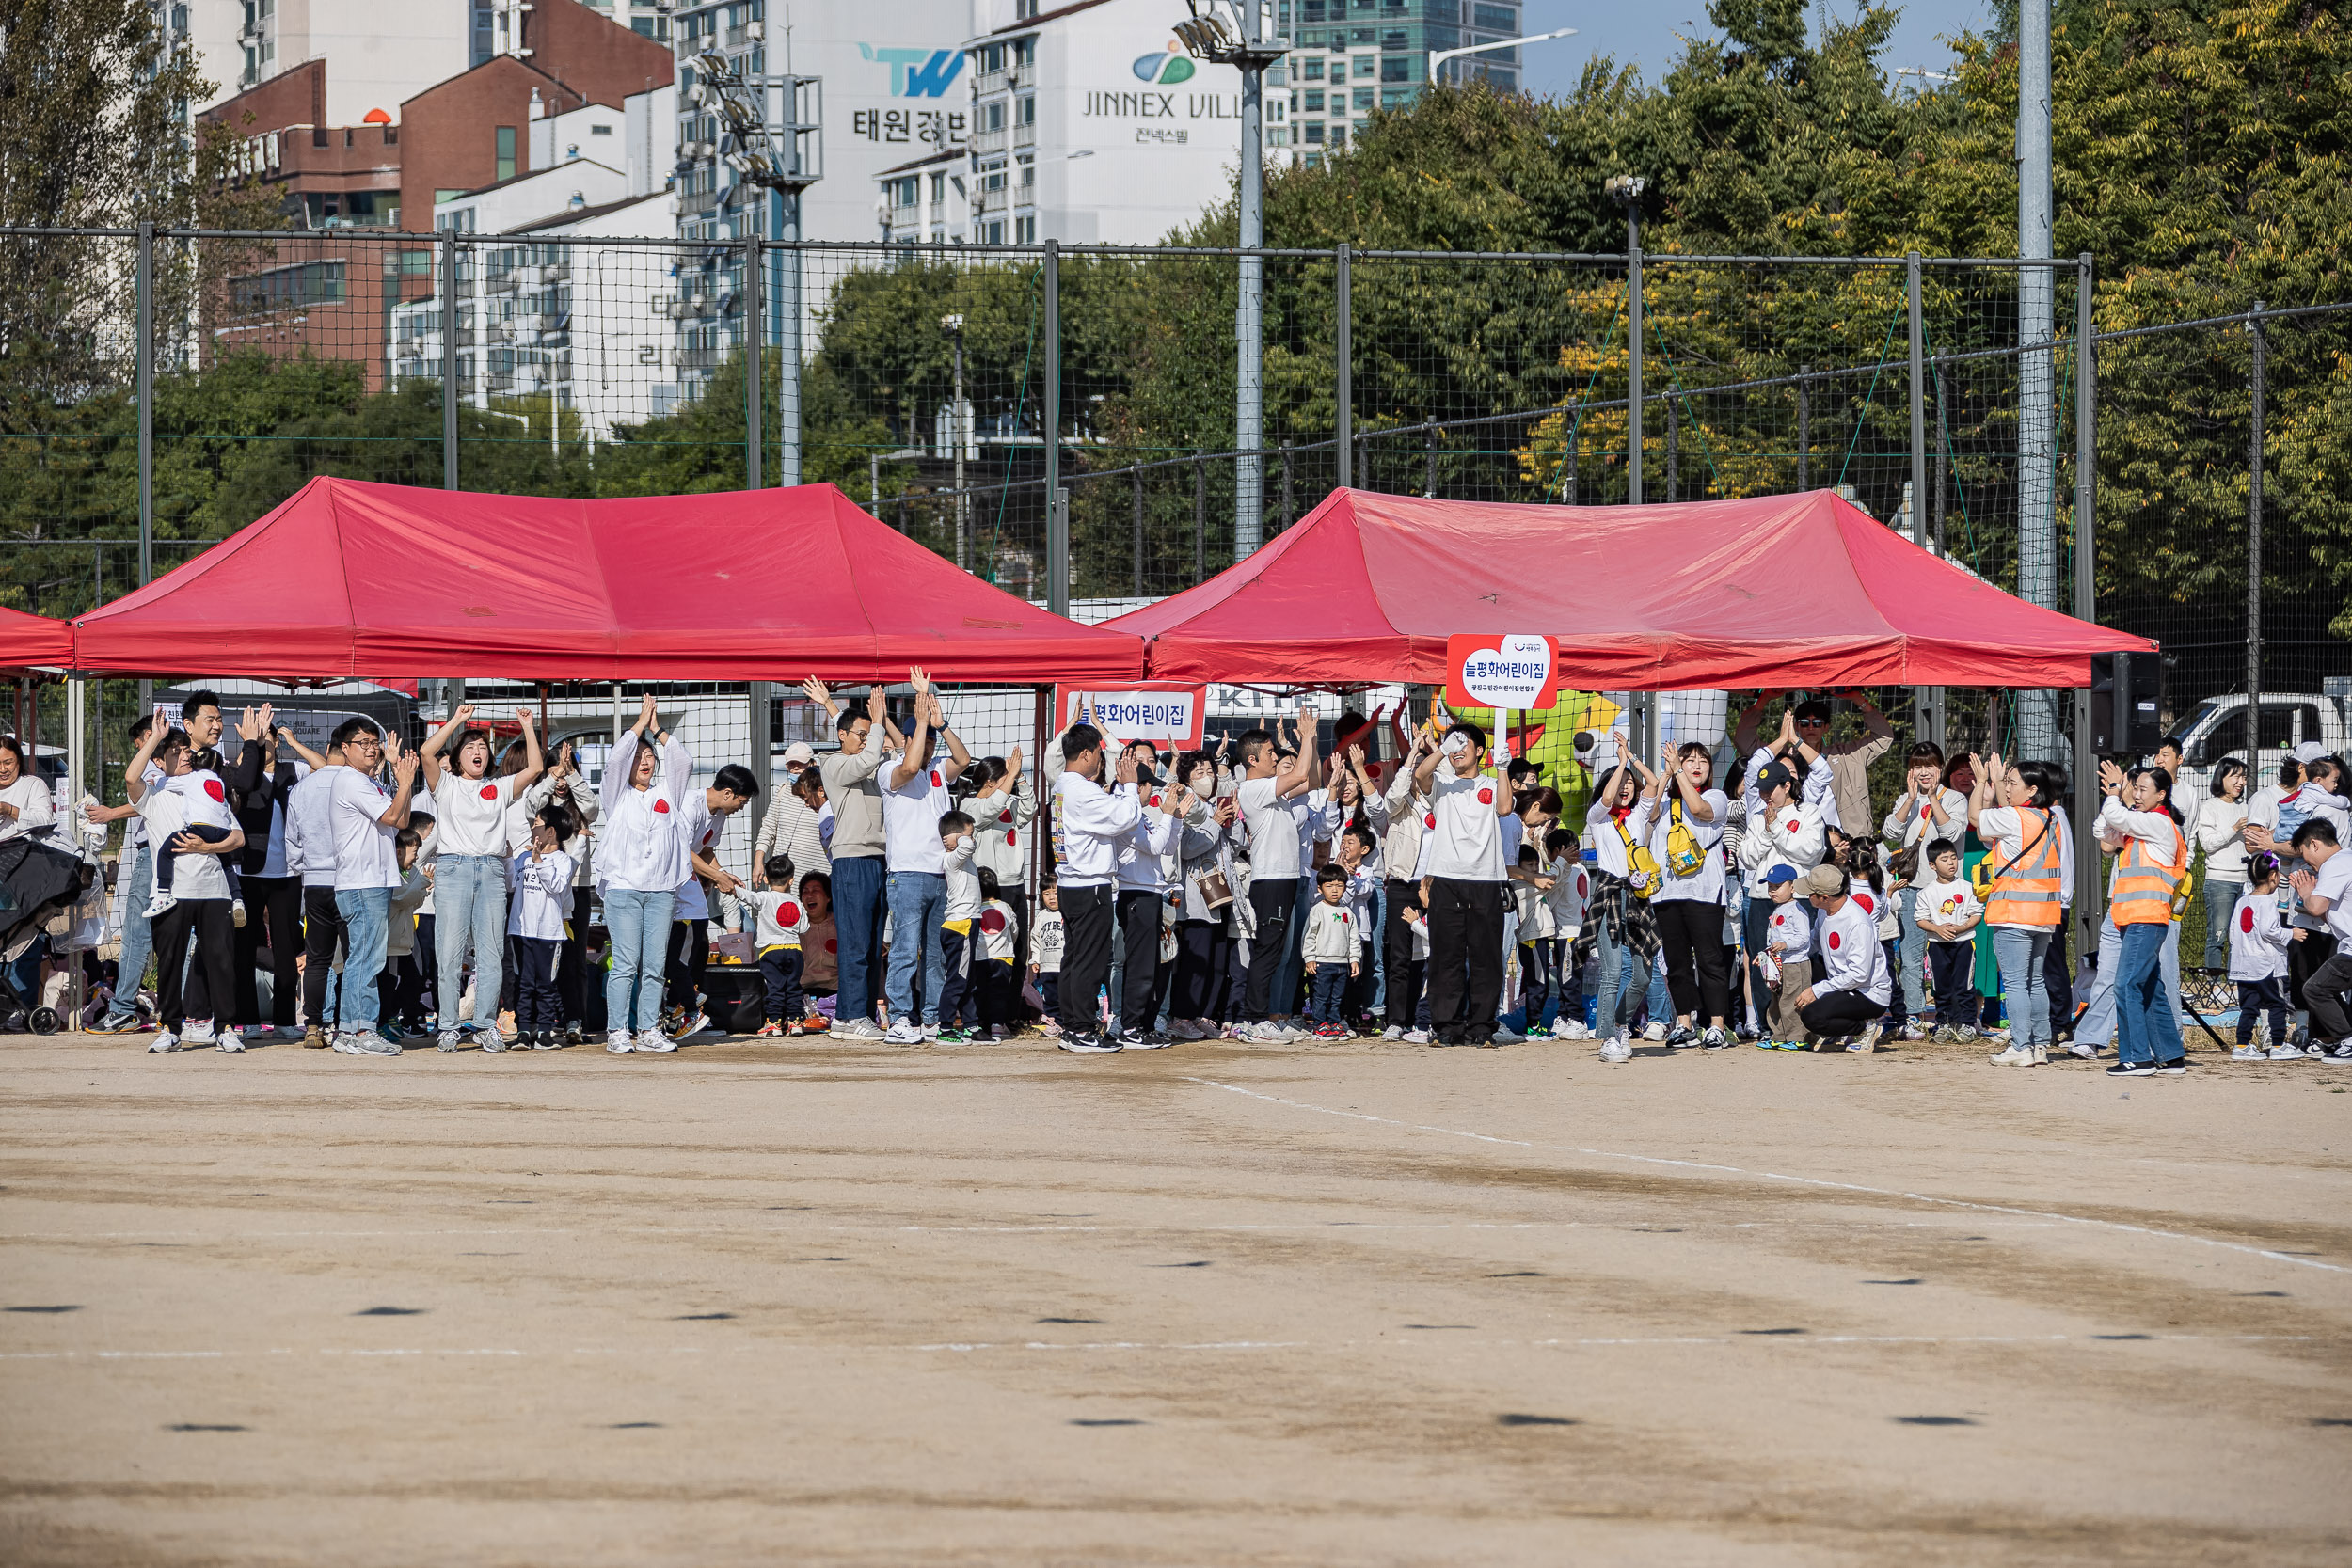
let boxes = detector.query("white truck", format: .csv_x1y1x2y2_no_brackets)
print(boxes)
2157,677,2352,801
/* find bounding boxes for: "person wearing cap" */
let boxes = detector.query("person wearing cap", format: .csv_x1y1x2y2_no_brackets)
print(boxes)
1738,755,1826,1033
1733,692,1888,834
2244,745,2348,1044
1754,863,1814,1045
1793,863,1890,1052
754,739,832,888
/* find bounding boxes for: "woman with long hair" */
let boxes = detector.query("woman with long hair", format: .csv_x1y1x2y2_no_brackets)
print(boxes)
1969,753,2063,1066
2097,760,2191,1074
2194,757,2249,969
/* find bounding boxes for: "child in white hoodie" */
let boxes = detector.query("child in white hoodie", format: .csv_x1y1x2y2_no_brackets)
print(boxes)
2229,851,2299,1060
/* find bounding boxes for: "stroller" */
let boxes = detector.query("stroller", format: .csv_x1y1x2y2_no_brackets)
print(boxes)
0,834,96,1035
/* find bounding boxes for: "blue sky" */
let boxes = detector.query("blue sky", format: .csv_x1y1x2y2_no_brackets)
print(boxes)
1512,0,1997,100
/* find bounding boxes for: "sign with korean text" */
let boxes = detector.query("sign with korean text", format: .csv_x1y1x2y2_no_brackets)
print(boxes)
1446,634,1560,711
1053,684,1207,749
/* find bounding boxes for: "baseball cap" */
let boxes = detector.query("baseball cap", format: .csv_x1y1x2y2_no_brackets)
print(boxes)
784,742,817,767
2292,740,2328,765
1754,759,1795,796
1762,865,1799,886
1803,864,1846,897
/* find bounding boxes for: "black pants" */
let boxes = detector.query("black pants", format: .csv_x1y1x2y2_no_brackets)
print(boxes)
1116,888,1165,1034
758,946,805,1022
385,949,430,1027
2299,949,2352,1044
1655,897,1732,1022
556,886,592,1025
301,884,345,1029
512,936,562,1032
938,926,975,1027
1742,895,1777,1030
976,958,1019,1031
1057,884,1114,1036
153,898,235,1032
413,913,438,1020
156,823,242,900
1799,989,1883,1039
2043,918,2075,1034
1244,876,1299,1020
1929,941,1979,1026
2291,927,2338,1020
1171,919,1227,1020
1383,877,1419,1026
232,874,303,1027
2237,975,2289,1046
1427,876,1505,1044
664,918,709,1014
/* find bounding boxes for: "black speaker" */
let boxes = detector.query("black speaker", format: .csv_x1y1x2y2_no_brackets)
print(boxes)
2090,653,2166,754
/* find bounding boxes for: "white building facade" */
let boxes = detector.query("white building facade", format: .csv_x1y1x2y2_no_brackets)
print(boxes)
158,0,474,122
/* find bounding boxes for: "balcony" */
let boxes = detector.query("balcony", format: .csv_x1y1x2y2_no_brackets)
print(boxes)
679,185,724,217
1013,120,1035,148
973,127,1007,155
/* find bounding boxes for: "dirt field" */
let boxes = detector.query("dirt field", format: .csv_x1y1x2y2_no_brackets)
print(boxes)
2,1027,2348,1567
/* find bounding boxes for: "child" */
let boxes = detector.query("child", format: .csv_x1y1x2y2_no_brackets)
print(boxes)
936,810,980,1042
1541,829,1592,1039
1397,895,1433,1043
1301,863,1360,1037
2230,852,2298,1060
1513,844,1558,1029
505,804,575,1051
735,853,812,1038
1029,879,1065,1037
974,866,1022,1039
1334,824,1381,1029
1911,837,1983,1041
1756,864,1815,1049
383,828,434,1039
132,728,246,925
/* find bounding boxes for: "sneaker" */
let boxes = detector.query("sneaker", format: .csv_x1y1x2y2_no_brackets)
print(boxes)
1774,1037,1809,1051
330,1031,361,1055
836,1017,887,1042
1665,1023,1695,1048
632,1030,678,1053
1899,1022,1927,1041
2156,1057,2189,1076
215,1032,245,1053
297,1025,327,1049
352,1029,400,1057
566,1022,585,1045
1598,1035,1633,1063
2106,1059,2158,1077
934,1026,976,1045
437,1030,462,1053
1489,1023,1526,1045
2326,1042,2352,1062
1641,1020,1669,1042
604,1032,635,1053
147,1032,180,1053
1057,1032,1121,1053
1845,1022,1882,1054
482,1030,509,1053
229,898,247,929
143,888,179,920
2029,1044,2049,1066
1381,1023,1406,1041
882,1019,925,1045
1040,1020,1064,1037
754,1021,784,1038
2267,1043,2306,1060
989,1024,1009,1040
532,1032,563,1050
1401,1027,1433,1044
2068,1039,2102,1060
1120,1031,1172,1051
2231,1044,2265,1061
1701,1026,1732,1049
90,1011,149,1036
1989,1043,2036,1066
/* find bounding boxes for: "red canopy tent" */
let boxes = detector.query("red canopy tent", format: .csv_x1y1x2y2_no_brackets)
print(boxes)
0,606,72,670
1109,488,2152,689
68,477,1143,683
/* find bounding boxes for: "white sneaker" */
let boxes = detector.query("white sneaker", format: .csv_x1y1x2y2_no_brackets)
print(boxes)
215,1032,245,1053
1845,1022,1882,1054
2068,1039,2102,1060
2028,1043,2048,1065
882,1019,925,1045
181,1019,217,1047
1899,1022,1926,1041
147,1032,180,1053
1401,1027,1433,1044
144,888,179,921
1380,1024,1405,1041
1278,1022,1314,1042
352,1030,400,1057
920,1023,940,1041
1641,1020,1669,1042
1989,1042,2036,1066
230,898,248,929
2232,1044,2265,1061
2268,1043,2307,1060
1598,1035,1633,1063
437,1030,463,1053
604,1031,636,1053
632,1030,678,1053
1700,1025,1732,1049
1553,1018,1591,1040
1488,1023,1526,1045
836,1017,886,1042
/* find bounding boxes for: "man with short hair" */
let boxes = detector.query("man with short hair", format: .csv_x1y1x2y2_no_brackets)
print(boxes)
326,719,417,1056
879,672,968,1044
804,678,891,1040
1050,721,1142,1052
665,761,762,1038
2287,819,2352,1060
1235,703,1319,1041
1792,863,1890,1052
283,734,349,1046
1413,720,1514,1047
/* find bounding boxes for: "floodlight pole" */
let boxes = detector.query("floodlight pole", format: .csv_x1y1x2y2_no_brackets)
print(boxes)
1426,25,1575,85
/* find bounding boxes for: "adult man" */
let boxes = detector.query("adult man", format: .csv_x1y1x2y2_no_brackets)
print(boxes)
326,719,417,1057
2153,736,2200,825
1413,720,1515,1047
1235,704,1318,1042
804,678,891,1041
2286,819,2352,1061
1376,723,1435,1041
753,741,829,883
1792,863,1890,1053
226,703,318,1042
1735,692,1891,833
1050,721,1142,1053
283,733,349,1046
879,673,968,1045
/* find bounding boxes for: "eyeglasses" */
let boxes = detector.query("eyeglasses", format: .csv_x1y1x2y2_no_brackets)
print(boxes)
1796,719,1829,729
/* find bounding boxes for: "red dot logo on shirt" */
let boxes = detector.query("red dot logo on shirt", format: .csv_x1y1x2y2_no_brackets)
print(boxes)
479,784,499,800
652,798,670,814
930,770,943,788
1005,829,1016,847
1150,795,1162,808
1337,911,1349,924
2241,907,2255,933
1477,787,1494,805
1786,818,1801,833
980,909,1008,935
203,779,226,803
1854,892,1875,915
824,937,838,954
779,901,802,925
1827,930,1842,950
1424,812,1436,831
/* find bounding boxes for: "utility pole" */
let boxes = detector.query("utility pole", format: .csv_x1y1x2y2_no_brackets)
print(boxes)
1334,242,1352,488
1044,241,1065,611
946,313,967,570
2073,255,2099,941
1608,175,1646,504
2016,0,2060,757
136,219,154,715
745,233,763,488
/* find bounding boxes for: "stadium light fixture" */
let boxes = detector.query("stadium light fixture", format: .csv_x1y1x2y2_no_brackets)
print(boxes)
1428,25,1576,85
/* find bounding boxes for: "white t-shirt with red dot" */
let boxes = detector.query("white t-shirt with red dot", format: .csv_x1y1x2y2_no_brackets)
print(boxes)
432,770,517,859
1420,757,1504,882
750,889,809,952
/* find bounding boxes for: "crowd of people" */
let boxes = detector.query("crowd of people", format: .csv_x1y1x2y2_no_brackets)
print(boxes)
8,684,2352,1074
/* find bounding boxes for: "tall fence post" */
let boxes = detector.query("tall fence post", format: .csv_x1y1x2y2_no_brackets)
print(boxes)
747,681,770,792
1194,457,1206,586
1132,467,1144,596
1796,365,1810,491
777,226,803,486
1663,390,1677,502
440,230,460,490
1334,243,1352,489
135,220,153,587
2074,253,2100,943
1906,251,1927,546
743,234,763,489
2248,295,2266,776
1626,211,1643,505
1043,240,1065,614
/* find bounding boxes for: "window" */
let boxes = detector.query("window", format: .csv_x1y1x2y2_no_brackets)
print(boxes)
981,158,1006,191
1304,122,1324,141
591,122,612,135
982,42,1004,71
1472,3,1516,26
1351,26,1375,41
984,100,1005,131
1302,57,1322,79
1381,29,1406,48
1016,151,1035,187
1354,87,1374,109
398,248,434,275
1015,214,1036,242
1303,0,1324,17
1016,0,1037,16
231,260,346,312
1303,89,1324,110
983,220,1004,244
1329,125,1347,147
1014,37,1035,65
930,172,946,201
1017,94,1035,124
1379,56,1407,81
495,125,516,182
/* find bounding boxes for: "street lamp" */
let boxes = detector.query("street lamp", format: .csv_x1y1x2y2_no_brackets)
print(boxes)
1172,0,1289,558
1427,25,1577,85
943,313,968,570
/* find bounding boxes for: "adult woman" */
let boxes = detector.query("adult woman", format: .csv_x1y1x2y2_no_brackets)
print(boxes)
1882,742,1966,1037
2098,760,2190,1074
419,703,543,1052
1645,741,1733,1048
596,692,692,1053
1571,760,1664,1062
966,747,1034,982
2194,758,2249,969
1167,749,1239,1040
753,742,831,886
1970,753,2062,1067
0,736,59,1023
225,705,317,1042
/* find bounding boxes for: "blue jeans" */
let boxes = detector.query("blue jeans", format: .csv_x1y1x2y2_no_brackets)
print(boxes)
2202,877,2240,970
603,887,675,1034
1896,886,1929,1020
434,854,507,1033
2076,914,2180,1047
333,886,392,1031
1990,926,2053,1047
1308,965,1348,1023
832,855,885,1024
2114,919,2185,1065
885,870,946,1025
1594,915,1642,1035
104,846,154,1022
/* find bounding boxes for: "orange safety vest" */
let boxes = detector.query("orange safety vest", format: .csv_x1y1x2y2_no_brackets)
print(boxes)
2109,817,2187,927
1985,807,2063,928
